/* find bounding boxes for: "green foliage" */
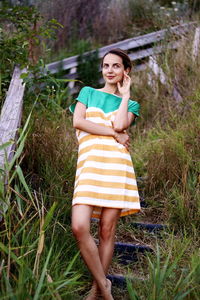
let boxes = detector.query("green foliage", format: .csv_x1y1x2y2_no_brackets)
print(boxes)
0,107,84,299
0,2,62,104
77,48,101,88
127,239,200,300
0,3,199,298
22,67,72,111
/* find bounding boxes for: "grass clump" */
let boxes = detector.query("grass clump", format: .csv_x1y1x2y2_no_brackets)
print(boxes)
129,30,200,232
127,235,200,300
0,17,200,300
0,109,86,299
121,30,200,298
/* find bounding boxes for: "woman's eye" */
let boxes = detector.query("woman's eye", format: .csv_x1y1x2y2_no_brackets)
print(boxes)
103,64,120,69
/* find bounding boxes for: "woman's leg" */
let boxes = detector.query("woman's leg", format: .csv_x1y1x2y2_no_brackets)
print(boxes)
98,207,121,272
71,204,113,300
89,208,121,296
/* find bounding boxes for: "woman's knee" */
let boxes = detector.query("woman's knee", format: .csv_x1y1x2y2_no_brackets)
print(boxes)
99,221,116,241
71,205,92,239
72,221,90,240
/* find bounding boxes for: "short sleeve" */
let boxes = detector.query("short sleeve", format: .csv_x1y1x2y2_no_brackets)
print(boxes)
128,100,140,117
69,86,90,113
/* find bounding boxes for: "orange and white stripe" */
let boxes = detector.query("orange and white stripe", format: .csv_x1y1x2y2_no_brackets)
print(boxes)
72,107,140,219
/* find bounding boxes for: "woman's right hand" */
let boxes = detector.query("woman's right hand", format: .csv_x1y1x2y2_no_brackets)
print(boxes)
114,131,130,150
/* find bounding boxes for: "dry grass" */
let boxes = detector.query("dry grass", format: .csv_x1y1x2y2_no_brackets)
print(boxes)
2,24,197,299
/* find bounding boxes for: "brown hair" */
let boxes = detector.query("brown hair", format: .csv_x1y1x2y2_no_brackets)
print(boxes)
101,48,132,72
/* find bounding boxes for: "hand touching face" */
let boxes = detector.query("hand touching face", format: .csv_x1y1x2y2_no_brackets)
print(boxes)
117,71,131,98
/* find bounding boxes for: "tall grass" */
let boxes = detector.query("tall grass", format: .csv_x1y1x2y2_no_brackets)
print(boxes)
1,25,200,299
22,29,200,299
129,30,200,231
123,30,200,298
0,107,86,299
127,236,200,300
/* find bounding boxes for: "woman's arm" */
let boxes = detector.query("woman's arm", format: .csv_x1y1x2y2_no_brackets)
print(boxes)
113,72,135,132
73,102,130,149
113,101,135,132
73,102,116,137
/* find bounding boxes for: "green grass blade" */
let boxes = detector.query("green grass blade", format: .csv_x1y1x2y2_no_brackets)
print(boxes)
63,251,80,276
15,165,33,201
173,288,195,300
127,279,141,300
0,242,23,267
43,202,57,231
33,246,53,300
14,184,23,216
17,104,35,144
8,131,28,172
0,140,14,151
56,274,82,290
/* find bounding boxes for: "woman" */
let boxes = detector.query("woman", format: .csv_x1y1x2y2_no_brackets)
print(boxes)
69,48,141,299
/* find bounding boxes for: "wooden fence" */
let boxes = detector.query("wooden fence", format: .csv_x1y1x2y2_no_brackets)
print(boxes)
45,22,196,94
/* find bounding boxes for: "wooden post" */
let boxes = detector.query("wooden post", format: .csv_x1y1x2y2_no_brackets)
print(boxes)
147,55,167,91
0,66,26,168
148,55,183,103
0,66,26,219
192,27,200,62
68,67,77,89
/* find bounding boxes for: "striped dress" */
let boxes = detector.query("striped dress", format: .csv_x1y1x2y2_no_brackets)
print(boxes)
69,86,141,219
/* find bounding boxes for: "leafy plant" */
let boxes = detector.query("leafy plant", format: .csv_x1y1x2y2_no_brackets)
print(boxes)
0,1,62,104
127,240,199,300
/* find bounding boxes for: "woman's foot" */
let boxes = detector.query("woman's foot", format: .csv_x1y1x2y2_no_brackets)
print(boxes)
102,279,113,300
84,282,100,300
85,278,113,300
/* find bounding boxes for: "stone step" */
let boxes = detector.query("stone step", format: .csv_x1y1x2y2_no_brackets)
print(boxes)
130,222,167,233
114,242,153,264
107,274,126,289
107,274,145,289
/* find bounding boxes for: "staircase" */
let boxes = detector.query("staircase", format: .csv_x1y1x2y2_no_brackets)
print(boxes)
92,177,167,292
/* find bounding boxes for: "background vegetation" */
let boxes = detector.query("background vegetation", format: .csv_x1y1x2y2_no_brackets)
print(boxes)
0,0,199,299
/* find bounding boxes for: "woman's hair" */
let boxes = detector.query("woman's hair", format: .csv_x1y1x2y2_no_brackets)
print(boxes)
101,48,132,72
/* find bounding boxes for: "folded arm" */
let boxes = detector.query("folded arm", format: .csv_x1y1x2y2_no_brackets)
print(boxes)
73,102,116,137
73,102,130,149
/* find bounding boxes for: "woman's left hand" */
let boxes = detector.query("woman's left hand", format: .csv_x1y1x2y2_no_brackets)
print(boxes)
117,71,131,98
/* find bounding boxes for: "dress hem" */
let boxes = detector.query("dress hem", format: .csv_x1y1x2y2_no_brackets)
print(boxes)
72,202,141,219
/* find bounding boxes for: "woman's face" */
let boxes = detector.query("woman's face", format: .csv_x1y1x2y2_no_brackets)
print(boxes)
102,53,127,85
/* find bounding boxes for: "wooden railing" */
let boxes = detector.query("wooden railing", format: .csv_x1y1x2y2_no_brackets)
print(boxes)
45,22,196,91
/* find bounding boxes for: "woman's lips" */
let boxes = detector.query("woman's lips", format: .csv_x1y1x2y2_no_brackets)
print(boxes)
107,76,115,79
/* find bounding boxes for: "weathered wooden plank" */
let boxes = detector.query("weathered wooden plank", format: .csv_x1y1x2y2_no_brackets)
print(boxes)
45,22,195,74
147,55,183,102
192,27,200,61
0,66,26,168
148,55,167,90
62,41,179,94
